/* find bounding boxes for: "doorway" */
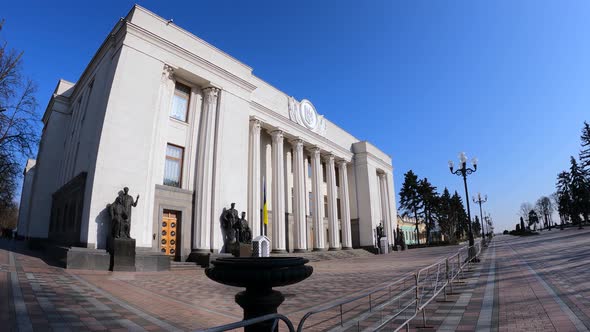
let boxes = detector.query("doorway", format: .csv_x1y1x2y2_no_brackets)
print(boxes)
161,210,180,258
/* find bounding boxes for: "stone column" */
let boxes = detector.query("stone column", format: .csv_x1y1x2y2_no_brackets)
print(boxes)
291,139,307,252
325,154,340,250
378,172,392,249
338,161,353,249
310,147,325,251
193,87,220,252
271,130,286,253
247,119,262,238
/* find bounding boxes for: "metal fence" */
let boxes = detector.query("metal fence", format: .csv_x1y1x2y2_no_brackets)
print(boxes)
196,241,483,332
296,241,482,332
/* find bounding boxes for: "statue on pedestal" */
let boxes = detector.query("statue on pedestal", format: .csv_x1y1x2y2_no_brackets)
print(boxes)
108,187,139,239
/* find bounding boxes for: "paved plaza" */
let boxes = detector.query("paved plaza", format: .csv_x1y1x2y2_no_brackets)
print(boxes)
1,228,589,331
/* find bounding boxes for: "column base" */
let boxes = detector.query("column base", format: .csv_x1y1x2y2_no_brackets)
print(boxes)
293,249,308,253
271,249,288,254
342,247,353,250
328,247,340,251
312,248,326,252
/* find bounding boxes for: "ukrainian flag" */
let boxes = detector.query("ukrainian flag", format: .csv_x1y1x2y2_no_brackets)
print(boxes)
263,176,269,227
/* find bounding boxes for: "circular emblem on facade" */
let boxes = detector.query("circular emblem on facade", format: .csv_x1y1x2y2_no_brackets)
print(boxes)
288,97,327,136
299,99,318,130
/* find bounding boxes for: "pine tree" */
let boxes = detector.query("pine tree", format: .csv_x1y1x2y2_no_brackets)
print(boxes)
438,188,456,243
399,170,423,244
472,216,482,237
451,191,468,240
418,177,438,245
569,156,589,227
556,171,572,223
580,121,590,178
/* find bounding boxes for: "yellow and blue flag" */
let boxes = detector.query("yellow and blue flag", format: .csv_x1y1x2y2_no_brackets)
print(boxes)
263,176,268,227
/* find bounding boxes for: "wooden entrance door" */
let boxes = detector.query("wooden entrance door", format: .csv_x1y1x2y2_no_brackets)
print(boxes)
161,210,179,256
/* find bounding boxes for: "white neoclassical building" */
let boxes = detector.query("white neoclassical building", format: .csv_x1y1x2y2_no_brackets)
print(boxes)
18,5,398,262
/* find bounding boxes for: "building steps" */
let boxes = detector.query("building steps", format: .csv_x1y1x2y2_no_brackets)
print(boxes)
170,261,200,271
273,248,374,262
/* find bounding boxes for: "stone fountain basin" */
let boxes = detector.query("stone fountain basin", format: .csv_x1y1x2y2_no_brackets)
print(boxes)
205,257,313,289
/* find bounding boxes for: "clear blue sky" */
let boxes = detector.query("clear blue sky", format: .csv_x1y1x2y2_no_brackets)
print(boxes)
3,1,589,233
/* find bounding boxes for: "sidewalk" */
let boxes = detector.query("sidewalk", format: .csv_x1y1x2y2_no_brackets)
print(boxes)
404,229,590,332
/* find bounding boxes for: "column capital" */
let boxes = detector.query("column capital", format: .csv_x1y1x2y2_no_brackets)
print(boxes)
337,160,348,168
162,64,175,82
270,129,284,140
323,153,335,163
289,138,304,147
309,146,322,156
249,118,262,129
202,87,220,101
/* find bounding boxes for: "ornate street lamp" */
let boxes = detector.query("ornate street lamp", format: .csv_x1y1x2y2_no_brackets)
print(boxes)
448,152,477,247
473,193,487,241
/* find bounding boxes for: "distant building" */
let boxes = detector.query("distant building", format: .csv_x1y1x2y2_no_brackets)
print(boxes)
17,5,398,261
397,214,445,245
397,214,425,245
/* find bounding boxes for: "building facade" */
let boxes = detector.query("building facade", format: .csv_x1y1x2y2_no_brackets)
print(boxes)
18,5,398,261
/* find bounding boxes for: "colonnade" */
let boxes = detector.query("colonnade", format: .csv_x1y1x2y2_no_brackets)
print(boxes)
247,118,354,252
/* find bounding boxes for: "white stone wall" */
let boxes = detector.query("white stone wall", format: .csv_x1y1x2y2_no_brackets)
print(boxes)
23,5,397,254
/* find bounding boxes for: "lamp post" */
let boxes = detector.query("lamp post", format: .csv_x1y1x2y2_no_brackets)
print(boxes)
473,193,487,241
448,152,477,247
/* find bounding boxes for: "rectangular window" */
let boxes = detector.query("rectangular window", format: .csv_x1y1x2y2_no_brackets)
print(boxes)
164,144,184,187
335,167,340,187
322,163,326,183
337,198,341,220
324,195,328,218
307,161,312,178
309,192,313,215
170,82,190,122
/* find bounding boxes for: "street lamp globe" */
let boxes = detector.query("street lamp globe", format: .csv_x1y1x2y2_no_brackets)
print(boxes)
459,152,467,164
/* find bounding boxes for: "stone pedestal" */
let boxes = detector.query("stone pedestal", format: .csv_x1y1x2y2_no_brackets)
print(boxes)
110,238,136,271
239,243,252,257
379,237,389,254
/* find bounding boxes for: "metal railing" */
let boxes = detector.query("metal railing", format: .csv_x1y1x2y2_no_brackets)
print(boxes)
196,313,295,332
297,241,483,331
199,241,484,332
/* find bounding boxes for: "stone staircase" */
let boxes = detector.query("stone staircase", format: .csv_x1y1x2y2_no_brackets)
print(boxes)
273,249,374,262
170,261,201,271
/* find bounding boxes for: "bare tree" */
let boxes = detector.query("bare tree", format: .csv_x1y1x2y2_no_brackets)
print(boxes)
536,196,553,230
0,19,38,211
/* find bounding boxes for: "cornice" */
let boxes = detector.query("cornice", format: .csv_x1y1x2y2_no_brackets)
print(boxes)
131,5,253,73
124,22,257,94
354,151,394,172
250,101,353,161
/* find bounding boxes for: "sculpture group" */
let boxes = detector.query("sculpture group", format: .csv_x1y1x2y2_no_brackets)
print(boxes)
108,187,139,239
221,203,252,254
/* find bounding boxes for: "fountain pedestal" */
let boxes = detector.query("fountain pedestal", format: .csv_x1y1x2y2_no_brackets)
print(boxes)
205,257,313,332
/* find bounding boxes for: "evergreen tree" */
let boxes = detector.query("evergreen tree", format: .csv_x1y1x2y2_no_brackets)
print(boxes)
528,209,539,230
437,188,456,243
580,121,590,178
472,216,482,237
569,156,589,227
399,170,423,244
451,191,469,240
556,171,572,223
418,177,438,245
